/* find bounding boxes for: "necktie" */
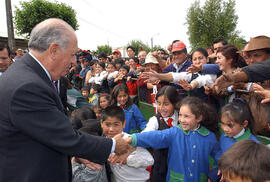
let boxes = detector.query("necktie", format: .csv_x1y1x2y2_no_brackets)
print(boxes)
52,81,58,93
119,104,124,109
167,118,173,127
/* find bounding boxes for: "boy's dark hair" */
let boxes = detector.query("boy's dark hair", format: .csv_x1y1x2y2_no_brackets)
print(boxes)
101,105,125,123
81,86,90,92
114,58,124,66
107,62,116,68
127,46,135,52
72,106,96,122
129,57,139,64
98,52,107,59
221,98,255,134
218,139,270,182
213,38,228,46
70,117,83,129
89,59,97,67
91,83,101,92
97,62,106,69
110,84,133,108
0,43,11,56
79,119,102,136
156,86,180,108
120,65,130,73
180,97,219,135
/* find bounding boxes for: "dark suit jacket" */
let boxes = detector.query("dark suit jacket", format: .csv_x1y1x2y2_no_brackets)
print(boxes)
0,53,112,182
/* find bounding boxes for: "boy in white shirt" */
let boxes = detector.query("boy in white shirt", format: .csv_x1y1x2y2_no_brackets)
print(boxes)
101,106,154,182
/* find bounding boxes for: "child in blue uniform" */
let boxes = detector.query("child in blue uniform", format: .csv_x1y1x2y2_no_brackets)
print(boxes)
220,98,259,154
143,86,180,182
126,97,221,182
111,84,146,134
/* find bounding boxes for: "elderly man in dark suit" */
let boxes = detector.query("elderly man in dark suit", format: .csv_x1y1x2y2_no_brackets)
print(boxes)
0,18,128,182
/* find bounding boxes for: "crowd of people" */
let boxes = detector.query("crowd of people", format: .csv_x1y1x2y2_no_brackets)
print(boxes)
0,18,270,182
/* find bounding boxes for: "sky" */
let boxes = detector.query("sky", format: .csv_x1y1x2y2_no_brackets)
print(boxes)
1,0,270,51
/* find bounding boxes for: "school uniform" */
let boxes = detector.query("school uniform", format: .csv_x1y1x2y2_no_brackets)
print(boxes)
131,125,221,182
220,128,259,154
122,104,147,134
143,111,178,182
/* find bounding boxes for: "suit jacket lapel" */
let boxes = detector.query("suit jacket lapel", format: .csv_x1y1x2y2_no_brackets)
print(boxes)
21,53,65,112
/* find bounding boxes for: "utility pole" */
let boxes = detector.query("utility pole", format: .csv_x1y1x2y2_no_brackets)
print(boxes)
5,0,15,50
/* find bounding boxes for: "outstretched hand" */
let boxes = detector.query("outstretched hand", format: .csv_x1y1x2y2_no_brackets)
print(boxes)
113,133,129,155
212,75,233,94
253,84,270,104
108,146,136,167
72,157,103,171
178,79,192,91
140,70,160,84
186,63,203,73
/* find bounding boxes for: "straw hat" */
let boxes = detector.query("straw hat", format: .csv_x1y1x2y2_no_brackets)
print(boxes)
143,52,159,65
244,35,270,52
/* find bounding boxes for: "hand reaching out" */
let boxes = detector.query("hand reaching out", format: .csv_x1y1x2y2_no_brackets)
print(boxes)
108,146,136,167
73,157,103,171
140,70,160,84
253,84,270,104
113,133,129,155
186,63,203,73
178,79,192,91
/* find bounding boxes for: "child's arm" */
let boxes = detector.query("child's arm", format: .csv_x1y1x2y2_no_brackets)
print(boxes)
142,116,159,132
132,104,147,131
126,147,154,168
126,128,175,149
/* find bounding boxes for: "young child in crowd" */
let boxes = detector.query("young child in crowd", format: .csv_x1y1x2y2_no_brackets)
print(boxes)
70,106,96,129
89,83,100,107
143,86,180,182
126,97,221,182
92,105,102,120
219,98,259,154
81,86,90,100
102,106,154,182
99,93,111,110
88,62,107,86
106,62,118,82
111,84,147,134
109,65,137,99
218,140,270,182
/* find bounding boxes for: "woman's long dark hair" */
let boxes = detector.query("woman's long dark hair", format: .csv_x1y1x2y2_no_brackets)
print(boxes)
217,45,247,68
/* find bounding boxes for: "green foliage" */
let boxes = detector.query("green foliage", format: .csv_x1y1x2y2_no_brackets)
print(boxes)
127,40,151,55
14,0,78,37
96,45,112,55
186,0,245,50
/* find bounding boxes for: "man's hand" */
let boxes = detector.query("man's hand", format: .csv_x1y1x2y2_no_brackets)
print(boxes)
113,133,129,155
140,70,160,84
178,79,192,91
212,75,233,94
186,63,203,73
253,84,270,104
108,146,136,166
73,157,102,171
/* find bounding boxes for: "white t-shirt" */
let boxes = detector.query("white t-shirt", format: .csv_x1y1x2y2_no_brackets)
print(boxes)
110,133,154,182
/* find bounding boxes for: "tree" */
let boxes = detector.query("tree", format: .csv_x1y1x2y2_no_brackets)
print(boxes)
14,0,78,37
96,45,112,55
186,0,245,50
